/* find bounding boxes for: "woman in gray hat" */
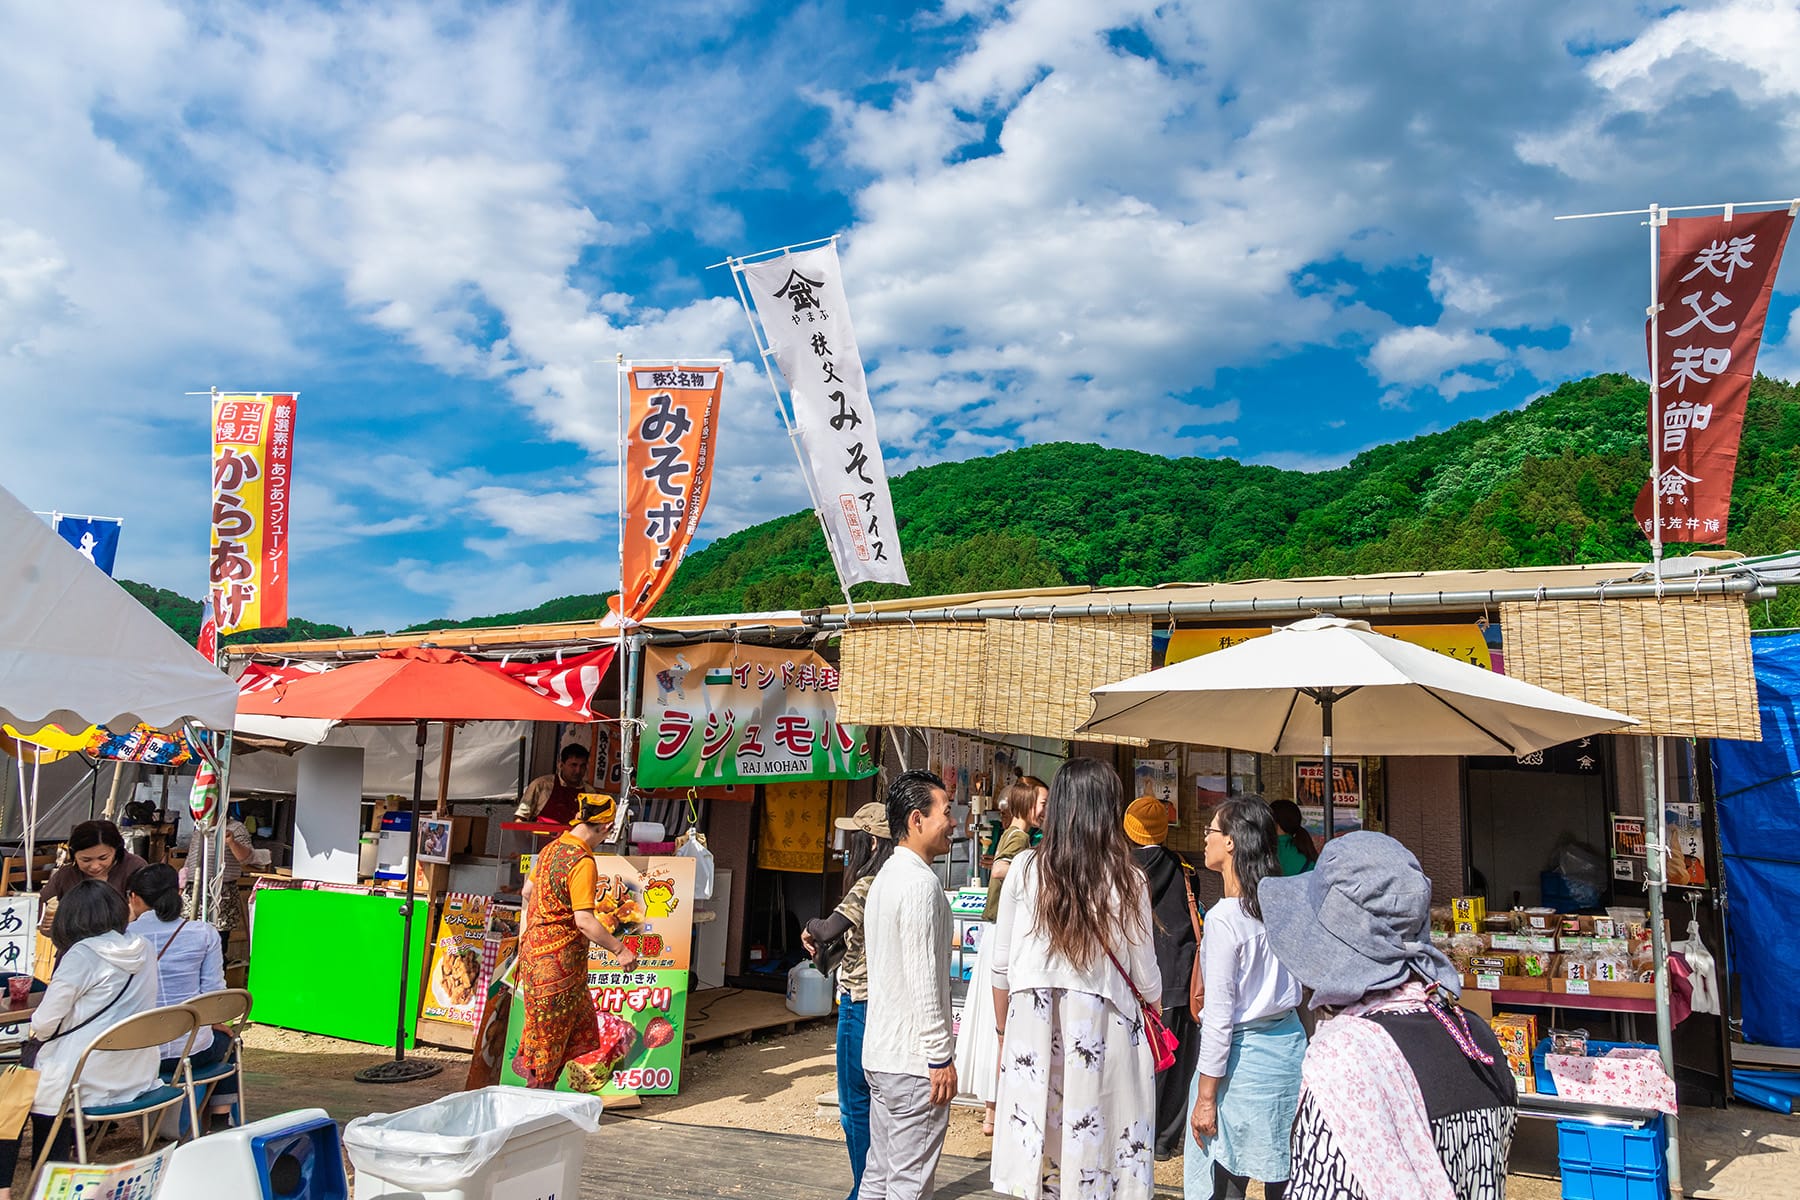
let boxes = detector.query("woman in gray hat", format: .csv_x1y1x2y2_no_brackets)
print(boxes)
803,801,895,1200
1187,797,1306,1200
1259,831,1516,1200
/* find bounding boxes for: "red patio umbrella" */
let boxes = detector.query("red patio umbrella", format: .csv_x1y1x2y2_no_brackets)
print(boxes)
237,647,595,1081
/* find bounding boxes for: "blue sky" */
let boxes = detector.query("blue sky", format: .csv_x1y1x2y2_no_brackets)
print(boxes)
4,0,1800,632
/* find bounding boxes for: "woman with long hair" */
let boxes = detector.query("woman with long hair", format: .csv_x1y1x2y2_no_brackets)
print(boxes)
1187,797,1306,1200
958,780,1045,1135
1269,800,1319,877
0,881,160,1200
803,803,896,1200
990,759,1161,1200
127,864,237,1126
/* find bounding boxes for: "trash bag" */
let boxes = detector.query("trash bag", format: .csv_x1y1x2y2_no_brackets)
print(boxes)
1545,841,1609,911
343,1086,601,1190
676,828,715,900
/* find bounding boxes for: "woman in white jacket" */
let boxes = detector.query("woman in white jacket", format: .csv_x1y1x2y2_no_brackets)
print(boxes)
0,880,160,1198
990,759,1161,1200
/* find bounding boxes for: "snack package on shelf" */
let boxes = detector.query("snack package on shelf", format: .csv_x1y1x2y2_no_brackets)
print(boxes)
1523,907,1558,932
1561,949,1594,981
1519,947,1555,978
1452,896,1488,923
1472,953,1519,976
1430,905,1454,934
1550,1028,1590,1056
1489,1012,1539,1059
1507,1056,1536,1094
1447,933,1484,975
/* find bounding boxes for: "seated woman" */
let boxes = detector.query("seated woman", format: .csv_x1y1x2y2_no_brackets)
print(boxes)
1,881,160,1200
127,865,235,1126
37,822,149,934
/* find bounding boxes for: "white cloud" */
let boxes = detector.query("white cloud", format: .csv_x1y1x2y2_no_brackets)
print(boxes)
1367,327,1506,388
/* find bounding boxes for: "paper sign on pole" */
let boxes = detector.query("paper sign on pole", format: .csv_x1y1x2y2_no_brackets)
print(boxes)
609,365,723,625
1634,210,1793,543
741,244,908,588
209,393,296,634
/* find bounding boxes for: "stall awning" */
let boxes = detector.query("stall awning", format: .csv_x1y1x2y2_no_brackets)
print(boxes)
837,615,1151,744
0,481,237,735
1499,596,1761,740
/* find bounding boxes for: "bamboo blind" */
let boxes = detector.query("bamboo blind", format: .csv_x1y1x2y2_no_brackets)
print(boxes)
979,616,1153,745
1499,597,1760,741
836,621,988,729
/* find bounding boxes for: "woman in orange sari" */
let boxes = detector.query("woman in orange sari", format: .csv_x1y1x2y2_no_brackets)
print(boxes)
517,794,639,1088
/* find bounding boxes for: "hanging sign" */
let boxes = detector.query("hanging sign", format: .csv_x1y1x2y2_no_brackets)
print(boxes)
608,364,724,625
1169,623,1494,670
637,643,877,788
209,392,297,634
741,243,908,588
502,855,695,1098
50,515,122,576
1634,209,1793,544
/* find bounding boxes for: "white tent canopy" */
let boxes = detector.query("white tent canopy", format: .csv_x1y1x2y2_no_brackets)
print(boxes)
0,480,237,735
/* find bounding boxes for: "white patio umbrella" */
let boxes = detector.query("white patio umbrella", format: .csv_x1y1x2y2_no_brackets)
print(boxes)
1078,617,1639,837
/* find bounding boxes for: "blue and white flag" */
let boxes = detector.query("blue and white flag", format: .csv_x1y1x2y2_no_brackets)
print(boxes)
52,514,123,576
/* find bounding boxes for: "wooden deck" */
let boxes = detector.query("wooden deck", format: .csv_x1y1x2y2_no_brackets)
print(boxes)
684,986,830,1048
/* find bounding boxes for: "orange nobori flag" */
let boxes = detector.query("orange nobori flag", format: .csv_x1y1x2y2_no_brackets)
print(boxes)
609,364,724,624
209,392,296,635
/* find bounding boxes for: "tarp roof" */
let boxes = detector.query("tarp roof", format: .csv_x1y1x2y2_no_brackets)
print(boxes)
0,481,239,735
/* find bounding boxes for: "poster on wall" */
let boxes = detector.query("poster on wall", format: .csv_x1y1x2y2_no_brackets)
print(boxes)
1295,760,1364,838
502,855,696,1098
1666,802,1708,887
638,643,877,787
1133,757,1180,828
422,894,491,1026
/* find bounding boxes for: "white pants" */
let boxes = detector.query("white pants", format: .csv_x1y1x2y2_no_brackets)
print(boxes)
862,1069,952,1200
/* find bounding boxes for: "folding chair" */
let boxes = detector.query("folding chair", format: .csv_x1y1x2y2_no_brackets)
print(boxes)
175,989,253,1128
34,1003,200,1171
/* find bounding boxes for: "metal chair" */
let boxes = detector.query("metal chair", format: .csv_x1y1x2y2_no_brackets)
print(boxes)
34,1003,201,1171
174,989,253,1127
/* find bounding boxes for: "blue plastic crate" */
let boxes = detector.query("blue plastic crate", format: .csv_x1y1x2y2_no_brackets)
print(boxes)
1560,1162,1669,1200
1558,1116,1667,1175
1532,1037,1659,1096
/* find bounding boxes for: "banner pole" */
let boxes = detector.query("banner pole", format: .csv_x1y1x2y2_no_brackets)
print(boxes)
616,354,631,808
725,258,859,615
1647,203,1665,581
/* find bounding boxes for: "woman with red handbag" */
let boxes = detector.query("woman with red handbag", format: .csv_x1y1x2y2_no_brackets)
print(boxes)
1188,798,1305,1200
989,759,1163,1200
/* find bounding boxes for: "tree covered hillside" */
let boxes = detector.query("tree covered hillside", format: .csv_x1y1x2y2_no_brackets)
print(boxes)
654,373,1800,624
122,373,1800,636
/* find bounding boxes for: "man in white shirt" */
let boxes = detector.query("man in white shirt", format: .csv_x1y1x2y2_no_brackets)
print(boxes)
860,769,958,1200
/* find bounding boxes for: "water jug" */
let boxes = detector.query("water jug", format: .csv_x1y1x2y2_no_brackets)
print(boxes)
786,961,835,1018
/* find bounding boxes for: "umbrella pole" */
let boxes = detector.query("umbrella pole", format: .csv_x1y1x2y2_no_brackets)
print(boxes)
1321,694,1335,843
356,719,442,1084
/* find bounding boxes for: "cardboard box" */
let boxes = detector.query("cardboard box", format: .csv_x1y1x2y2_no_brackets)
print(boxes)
1454,918,1481,934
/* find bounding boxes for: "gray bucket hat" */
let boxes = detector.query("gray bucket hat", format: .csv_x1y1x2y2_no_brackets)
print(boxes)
1258,830,1460,1009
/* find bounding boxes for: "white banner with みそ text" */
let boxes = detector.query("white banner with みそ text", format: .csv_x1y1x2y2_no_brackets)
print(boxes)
741,244,908,588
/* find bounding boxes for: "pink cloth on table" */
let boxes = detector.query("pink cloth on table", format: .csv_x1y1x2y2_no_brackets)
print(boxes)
1546,1048,1677,1115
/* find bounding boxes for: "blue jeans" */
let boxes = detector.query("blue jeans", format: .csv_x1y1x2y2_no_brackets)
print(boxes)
837,995,871,1200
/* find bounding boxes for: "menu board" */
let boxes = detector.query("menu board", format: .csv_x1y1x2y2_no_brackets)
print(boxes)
422,894,521,1027
503,855,696,1097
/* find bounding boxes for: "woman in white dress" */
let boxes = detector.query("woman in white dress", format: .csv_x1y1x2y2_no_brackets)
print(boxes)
956,779,1044,1134
990,760,1160,1200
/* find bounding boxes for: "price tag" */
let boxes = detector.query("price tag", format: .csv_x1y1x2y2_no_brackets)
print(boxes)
1476,972,1501,991
1566,979,1591,996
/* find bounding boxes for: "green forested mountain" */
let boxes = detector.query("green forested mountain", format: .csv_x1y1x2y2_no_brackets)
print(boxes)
117,580,354,646
122,373,1800,637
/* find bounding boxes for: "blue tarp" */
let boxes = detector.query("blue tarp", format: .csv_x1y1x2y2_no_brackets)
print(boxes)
1712,632,1800,1048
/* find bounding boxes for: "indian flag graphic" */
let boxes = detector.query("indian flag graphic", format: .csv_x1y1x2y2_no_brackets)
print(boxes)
704,668,734,686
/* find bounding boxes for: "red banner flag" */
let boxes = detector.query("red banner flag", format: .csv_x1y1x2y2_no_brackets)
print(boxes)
210,392,297,633
609,364,723,625
1635,210,1793,545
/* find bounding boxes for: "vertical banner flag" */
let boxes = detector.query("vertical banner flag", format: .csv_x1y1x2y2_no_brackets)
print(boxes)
1635,210,1793,544
209,393,297,634
610,365,723,625
50,515,123,576
741,244,909,587
196,597,218,663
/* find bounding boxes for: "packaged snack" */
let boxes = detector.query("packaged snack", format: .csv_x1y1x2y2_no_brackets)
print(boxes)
1489,1012,1539,1059
1485,914,1516,935
1592,916,1616,938
1519,948,1554,978
1593,954,1628,982
1472,953,1519,976
1550,1029,1590,1056
1452,896,1488,923
1447,933,1483,974
1561,950,1592,981
1454,918,1481,935
1430,905,1454,933
1524,907,1558,932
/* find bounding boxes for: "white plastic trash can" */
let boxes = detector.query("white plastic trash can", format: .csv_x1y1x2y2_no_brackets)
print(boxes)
344,1086,601,1200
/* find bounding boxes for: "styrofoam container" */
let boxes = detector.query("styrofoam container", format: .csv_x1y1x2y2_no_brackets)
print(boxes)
347,1087,599,1200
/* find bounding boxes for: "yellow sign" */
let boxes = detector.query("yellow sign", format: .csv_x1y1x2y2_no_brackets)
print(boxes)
1168,623,1493,671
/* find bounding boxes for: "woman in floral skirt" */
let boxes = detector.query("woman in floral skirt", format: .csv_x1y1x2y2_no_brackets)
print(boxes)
989,759,1161,1200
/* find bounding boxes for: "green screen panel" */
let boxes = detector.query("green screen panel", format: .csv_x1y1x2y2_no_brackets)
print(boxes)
248,888,429,1048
